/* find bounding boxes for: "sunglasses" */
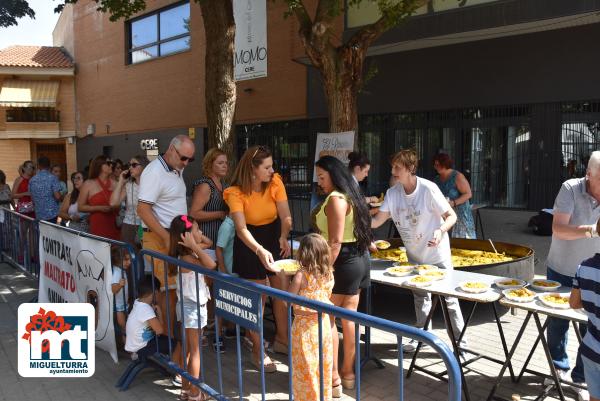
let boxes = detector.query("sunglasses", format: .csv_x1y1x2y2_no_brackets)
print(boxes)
104,160,115,167
174,147,195,162
129,162,141,168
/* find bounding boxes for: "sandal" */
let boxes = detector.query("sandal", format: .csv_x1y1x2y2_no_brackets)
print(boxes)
332,384,342,398
179,389,189,400
251,355,277,373
189,391,209,401
341,377,355,390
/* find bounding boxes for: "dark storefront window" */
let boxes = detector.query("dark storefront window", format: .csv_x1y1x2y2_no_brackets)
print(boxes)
6,107,60,122
464,125,530,208
127,1,190,64
560,102,600,180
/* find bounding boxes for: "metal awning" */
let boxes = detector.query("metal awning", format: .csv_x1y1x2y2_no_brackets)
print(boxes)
0,80,59,107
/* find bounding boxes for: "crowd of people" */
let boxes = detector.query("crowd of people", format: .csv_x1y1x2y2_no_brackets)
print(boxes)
6,136,600,401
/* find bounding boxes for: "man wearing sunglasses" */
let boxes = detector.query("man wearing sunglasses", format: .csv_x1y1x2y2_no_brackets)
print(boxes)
137,134,195,335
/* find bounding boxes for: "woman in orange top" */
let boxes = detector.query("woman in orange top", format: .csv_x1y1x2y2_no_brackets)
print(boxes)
223,145,292,373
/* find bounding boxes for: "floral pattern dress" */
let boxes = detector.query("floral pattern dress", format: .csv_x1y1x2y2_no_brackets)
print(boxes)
292,271,334,401
434,170,477,239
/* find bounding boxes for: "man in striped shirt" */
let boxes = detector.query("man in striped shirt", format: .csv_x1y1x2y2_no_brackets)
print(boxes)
570,222,600,401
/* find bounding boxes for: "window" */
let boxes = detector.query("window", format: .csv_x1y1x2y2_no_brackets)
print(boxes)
128,2,190,64
6,108,60,122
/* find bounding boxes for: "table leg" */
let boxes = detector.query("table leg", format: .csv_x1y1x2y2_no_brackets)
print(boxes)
573,321,583,344
361,285,385,369
457,301,477,345
406,295,439,379
516,318,548,382
533,313,566,401
477,208,485,240
440,296,471,401
492,303,516,382
486,311,532,401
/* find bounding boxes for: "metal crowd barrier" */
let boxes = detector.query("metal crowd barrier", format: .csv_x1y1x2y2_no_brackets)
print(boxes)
0,208,140,305
137,249,462,401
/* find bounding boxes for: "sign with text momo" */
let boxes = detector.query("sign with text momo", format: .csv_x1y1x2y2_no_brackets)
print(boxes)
214,281,261,331
234,0,267,81
313,131,356,181
37,223,117,362
18,303,95,377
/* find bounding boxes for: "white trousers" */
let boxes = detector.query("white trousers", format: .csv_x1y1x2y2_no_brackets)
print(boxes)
413,264,465,339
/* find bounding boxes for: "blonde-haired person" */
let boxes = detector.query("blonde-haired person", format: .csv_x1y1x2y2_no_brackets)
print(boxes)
190,148,229,246
277,233,335,401
223,145,292,372
372,149,465,352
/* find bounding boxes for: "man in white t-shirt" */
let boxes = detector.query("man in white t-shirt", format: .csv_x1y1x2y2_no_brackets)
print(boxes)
138,134,195,335
372,149,465,352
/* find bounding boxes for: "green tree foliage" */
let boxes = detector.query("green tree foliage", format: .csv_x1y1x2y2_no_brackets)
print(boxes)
1,0,35,28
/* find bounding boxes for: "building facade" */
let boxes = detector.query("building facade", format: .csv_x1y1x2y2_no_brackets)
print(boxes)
61,0,600,209
0,46,77,187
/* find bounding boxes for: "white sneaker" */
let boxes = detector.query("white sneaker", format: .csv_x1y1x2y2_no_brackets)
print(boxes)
573,386,589,401
402,339,428,353
543,369,567,386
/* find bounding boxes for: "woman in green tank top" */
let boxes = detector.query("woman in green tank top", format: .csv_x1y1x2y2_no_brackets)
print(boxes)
312,156,373,396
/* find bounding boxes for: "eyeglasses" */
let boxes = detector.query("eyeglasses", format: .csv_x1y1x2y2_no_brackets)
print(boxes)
73,176,83,181
174,147,195,163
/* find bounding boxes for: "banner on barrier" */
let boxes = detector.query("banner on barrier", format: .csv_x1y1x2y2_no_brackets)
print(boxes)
214,281,261,331
37,223,118,363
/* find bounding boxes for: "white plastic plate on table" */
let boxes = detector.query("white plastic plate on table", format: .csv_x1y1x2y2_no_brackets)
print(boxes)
530,279,561,292
494,278,527,289
385,265,414,277
459,281,490,294
374,240,391,250
538,293,570,309
415,264,439,274
405,276,433,287
502,288,536,303
271,259,300,275
419,270,447,281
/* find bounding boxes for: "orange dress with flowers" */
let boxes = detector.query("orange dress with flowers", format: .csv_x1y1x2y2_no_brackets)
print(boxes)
292,271,334,401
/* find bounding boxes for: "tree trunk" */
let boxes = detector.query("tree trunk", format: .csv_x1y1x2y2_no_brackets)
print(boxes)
319,46,364,134
199,0,237,160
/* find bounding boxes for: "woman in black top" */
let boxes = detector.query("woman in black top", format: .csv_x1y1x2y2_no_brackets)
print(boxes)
190,148,229,246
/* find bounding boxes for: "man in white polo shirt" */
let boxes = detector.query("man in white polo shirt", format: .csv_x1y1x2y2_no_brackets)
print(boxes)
138,134,195,334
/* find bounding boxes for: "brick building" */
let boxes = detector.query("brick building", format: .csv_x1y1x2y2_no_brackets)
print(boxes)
54,0,600,209
0,45,76,187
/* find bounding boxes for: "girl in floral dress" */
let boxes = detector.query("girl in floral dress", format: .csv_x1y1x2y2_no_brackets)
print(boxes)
277,233,335,401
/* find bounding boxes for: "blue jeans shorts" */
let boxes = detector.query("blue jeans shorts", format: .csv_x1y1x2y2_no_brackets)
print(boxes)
581,355,599,398
176,300,207,330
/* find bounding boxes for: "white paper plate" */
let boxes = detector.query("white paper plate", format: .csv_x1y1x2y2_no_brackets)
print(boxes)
538,293,570,309
385,266,414,277
374,240,391,250
459,281,490,294
405,276,433,287
502,288,536,303
530,280,561,292
494,278,527,289
271,259,300,275
419,270,447,281
415,264,439,274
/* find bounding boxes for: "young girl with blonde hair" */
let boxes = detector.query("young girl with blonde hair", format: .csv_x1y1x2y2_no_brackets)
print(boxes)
278,233,336,400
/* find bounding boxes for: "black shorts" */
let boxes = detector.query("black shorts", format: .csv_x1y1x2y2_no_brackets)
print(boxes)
233,219,280,280
332,244,370,295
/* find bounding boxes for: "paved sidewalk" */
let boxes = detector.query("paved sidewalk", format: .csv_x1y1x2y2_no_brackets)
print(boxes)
0,259,583,401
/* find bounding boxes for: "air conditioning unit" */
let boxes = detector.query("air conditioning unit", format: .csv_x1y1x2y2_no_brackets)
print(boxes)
86,124,95,136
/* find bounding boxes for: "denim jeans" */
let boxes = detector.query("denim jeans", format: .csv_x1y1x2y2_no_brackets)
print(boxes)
546,267,587,383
